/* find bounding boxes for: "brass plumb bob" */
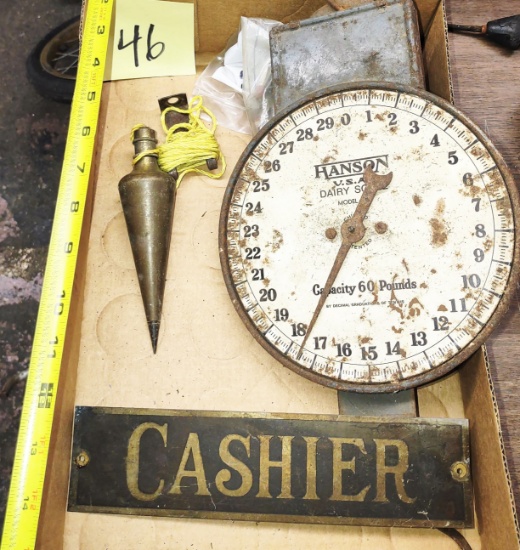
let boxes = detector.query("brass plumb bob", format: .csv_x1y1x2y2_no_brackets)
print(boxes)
118,126,177,354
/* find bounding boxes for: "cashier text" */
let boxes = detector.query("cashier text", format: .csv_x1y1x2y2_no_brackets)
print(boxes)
126,422,415,505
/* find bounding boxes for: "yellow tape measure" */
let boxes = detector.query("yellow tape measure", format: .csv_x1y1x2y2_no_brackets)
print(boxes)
1,1,113,547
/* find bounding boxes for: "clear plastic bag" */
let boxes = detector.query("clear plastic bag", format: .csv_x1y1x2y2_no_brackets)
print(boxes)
193,17,280,135
241,17,280,133
192,32,251,134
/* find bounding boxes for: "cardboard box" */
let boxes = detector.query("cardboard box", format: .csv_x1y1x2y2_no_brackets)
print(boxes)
36,0,520,547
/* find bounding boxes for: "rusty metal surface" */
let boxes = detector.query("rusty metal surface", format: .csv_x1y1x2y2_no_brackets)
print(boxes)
218,82,520,393
270,0,424,113
68,406,473,528
158,93,190,130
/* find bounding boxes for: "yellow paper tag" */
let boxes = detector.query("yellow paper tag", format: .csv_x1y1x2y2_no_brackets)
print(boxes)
104,0,195,81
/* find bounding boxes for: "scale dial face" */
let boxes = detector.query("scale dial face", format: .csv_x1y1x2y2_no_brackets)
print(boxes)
219,83,520,392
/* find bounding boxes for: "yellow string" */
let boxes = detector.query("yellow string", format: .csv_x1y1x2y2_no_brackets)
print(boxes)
129,97,226,187
130,123,145,141
157,95,226,187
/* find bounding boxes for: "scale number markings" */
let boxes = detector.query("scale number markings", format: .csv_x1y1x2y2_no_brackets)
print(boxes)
222,84,519,391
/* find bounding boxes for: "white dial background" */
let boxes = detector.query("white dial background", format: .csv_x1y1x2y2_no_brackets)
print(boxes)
221,86,518,390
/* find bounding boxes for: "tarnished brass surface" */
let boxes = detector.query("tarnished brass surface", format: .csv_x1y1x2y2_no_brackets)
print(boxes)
69,407,473,528
118,126,176,353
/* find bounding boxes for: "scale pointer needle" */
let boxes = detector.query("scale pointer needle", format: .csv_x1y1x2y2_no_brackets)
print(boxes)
298,166,393,358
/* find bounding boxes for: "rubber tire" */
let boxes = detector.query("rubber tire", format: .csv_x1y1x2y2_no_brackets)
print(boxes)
26,15,80,103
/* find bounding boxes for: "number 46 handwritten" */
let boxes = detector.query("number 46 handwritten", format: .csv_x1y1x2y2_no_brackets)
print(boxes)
118,25,165,68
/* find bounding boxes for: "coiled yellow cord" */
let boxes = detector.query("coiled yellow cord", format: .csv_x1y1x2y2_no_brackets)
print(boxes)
130,96,226,187
158,95,226,186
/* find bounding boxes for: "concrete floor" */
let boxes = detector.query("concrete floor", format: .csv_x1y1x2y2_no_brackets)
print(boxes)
0,0,81,533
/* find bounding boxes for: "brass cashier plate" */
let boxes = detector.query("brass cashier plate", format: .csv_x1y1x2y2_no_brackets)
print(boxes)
68,407,473,528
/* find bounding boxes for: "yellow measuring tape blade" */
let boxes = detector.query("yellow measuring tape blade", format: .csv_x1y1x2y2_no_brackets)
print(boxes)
1,1,113,547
